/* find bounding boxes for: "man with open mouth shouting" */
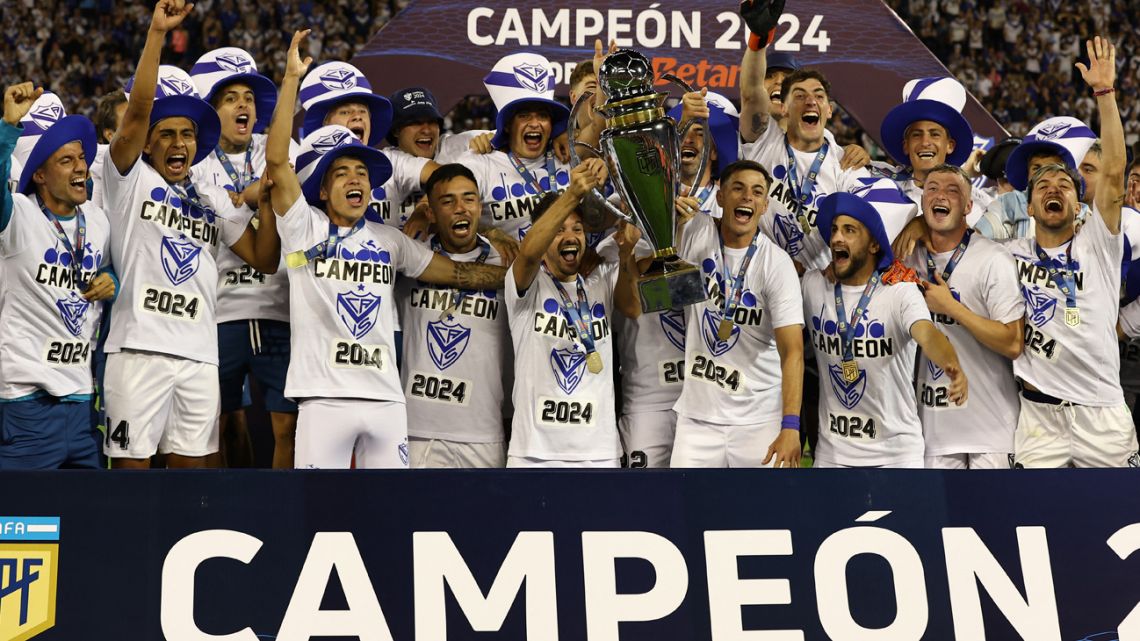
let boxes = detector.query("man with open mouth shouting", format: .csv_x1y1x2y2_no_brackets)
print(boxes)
101,0,281,470
1006,38,1137,469
267,31,508,469
804,190,966,468
670,160,805,469
505,158,642,467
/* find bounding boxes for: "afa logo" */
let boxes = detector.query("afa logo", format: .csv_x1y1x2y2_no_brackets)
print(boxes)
828,363,867,410
550,347,586,395
1021,284,1057,328
426,320,471,370
161,235,202,286
773,214,806,256
319,67,357,91
512,62,550,93
659,307,686,352
0,517,60,641
54,292,90,337
215,52,252,73
701,309,739,356
337,285,382,339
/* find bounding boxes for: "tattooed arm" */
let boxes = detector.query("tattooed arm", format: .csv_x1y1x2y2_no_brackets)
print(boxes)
739,46,770,144
417,254,508,290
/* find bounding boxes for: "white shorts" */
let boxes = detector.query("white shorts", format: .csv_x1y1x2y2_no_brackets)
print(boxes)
670,414,781,468
295,398,408,469
409,437,506,469
925,452,1013,470
812,458,924,469
619,409,677,468
103,351,220,458
1014,396,1140,468
506,456,620,468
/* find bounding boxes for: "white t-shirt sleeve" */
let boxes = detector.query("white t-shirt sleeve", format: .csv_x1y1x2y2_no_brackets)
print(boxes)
100,153,143,220
0,196,33,257
388,150,431,195
982,245,1026,324
1120,297,1140,339
763,249,806,329
505,262,539,317
277,195,324,254
892,282,933,336
1083,203,1125,272
391,228,435,279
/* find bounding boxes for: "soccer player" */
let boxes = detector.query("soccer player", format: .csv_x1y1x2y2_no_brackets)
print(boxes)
1007,39,1137,468
89,90,127,211
398,164,510,468
0,82,116,469
101,0,281,469
1127,159,1140,208
267,30,508,469
909,165,1024,468
671,160,805,468
877,77,992,223
505,157,641,467
189,47,297,468
803,190,967,468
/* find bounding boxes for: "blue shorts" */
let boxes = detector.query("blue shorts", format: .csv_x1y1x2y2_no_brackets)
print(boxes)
0,396,101,469
218,319,296,413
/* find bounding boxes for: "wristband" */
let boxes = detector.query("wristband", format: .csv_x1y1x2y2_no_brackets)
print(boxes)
747,28,777,52
1093,87,1115,97
780,415,801,431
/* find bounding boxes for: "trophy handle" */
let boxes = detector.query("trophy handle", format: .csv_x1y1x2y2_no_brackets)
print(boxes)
568,91,604,164
660,73,712,200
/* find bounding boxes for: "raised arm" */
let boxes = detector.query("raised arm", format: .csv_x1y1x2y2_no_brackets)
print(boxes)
513,158,607,292
227,177,281,274
738,0,784,143
613,220,643,319
1077,36,1125,233
911,319,968,405
2,83,42,231
266,29,312,215
109,0,194,175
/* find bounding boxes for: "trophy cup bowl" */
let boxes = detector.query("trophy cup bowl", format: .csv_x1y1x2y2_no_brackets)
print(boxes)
568,49,710,313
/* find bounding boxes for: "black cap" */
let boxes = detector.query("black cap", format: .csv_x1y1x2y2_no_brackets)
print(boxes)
387,87,444,144
979,136,1022,181
767,51,801,73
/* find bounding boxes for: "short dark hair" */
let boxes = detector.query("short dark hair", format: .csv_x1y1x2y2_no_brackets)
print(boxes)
1127,157,1139,177
780,69,831,106
94,90,127,144
529,191,564,224
1027,163,1084,202
424,163,479,200
569,60,595,91
719,159,772,191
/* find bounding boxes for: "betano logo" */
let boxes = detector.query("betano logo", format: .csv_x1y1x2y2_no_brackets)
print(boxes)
0,517,59,641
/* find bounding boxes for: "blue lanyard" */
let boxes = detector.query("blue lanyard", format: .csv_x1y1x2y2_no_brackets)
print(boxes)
692,182,715,208
784,140,829,224
543,264,596,356
1034,240,1078,310
431,234,491,320
719,232,760,322
508,151,556,196
835,272,881,364
295,219,366,266
925,229,973,282
169,180,215,221
214,146,255,192
38,198,88,290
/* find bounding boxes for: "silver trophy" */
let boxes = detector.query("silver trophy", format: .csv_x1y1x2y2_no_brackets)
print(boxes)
569,49,711,314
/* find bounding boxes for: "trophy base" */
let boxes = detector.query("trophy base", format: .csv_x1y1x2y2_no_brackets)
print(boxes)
637,254,708,314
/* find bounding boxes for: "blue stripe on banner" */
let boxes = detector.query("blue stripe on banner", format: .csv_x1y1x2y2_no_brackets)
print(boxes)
907,77,940,101
0,516,61,541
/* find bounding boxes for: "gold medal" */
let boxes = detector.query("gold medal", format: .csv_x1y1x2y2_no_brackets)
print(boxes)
717,318,735,341
841,359,860,383
798,215,812,234
285,251,309,269
1065,306,1081,327
586,351,603,374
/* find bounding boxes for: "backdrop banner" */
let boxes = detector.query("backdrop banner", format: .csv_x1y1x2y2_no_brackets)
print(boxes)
352,0,1008,147
0,470,1137,640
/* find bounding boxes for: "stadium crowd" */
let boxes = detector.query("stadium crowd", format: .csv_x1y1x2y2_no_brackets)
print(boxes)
2,0,1140,472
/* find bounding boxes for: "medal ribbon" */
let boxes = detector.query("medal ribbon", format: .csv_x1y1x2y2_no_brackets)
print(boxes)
719,231,760,324
214,146,255,192
288,218,366,268
925,229,973,282
542,264,597,357
784,140,830,228
1034,241,1078,311
431,234,491,315
834,272,882,365
507,151,556,196
169,180,216,220
38,197,88,290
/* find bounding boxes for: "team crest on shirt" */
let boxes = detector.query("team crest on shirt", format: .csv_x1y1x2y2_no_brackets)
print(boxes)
659,308,687,351
773,214,805,256
927,358,944,381
701,309,739,356
828,363,867,410
160,234,202,285
1021,284,1057,327
336,285,382,339
216,52,252,73
550,347,586,394
29,102,63,131
426,320,471,370
159,76,195,96
320,68,357,90
512,63,550,93
55,292,91,337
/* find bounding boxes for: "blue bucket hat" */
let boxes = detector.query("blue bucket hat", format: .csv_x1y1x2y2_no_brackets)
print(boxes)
818,181,915,271
126,65,221,165
1004,116,1097,191
880,77,974,168
299,62,393,147
295,125,393,206
667,91,740,174
190,47,278,134
17,115,97,194
484,52,570,150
